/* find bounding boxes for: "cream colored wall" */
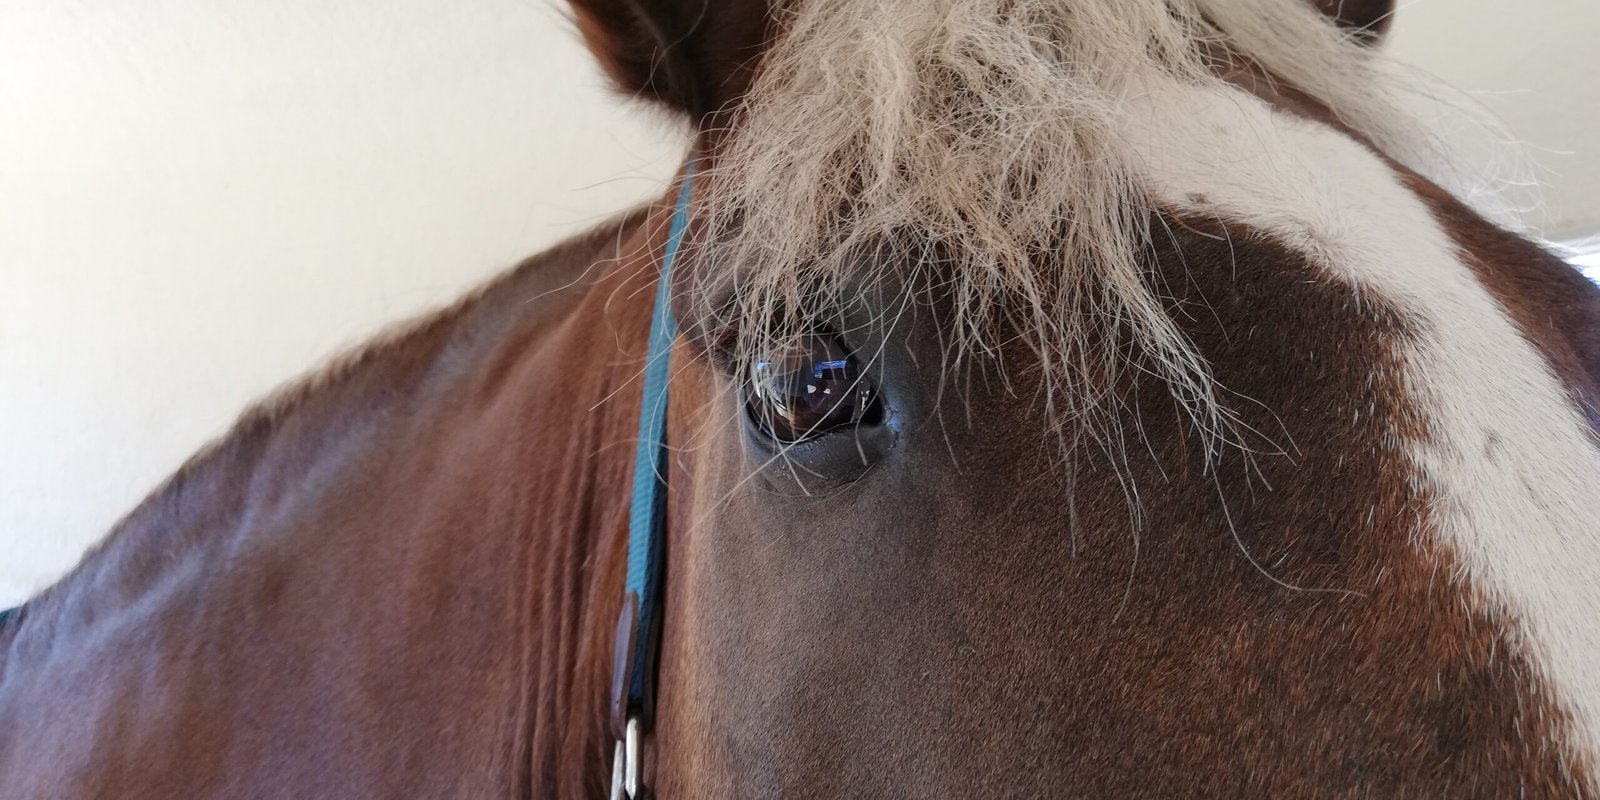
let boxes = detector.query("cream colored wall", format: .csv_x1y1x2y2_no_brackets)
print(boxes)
0,0,686,603
1,0,1596,606
1388,0,1600,240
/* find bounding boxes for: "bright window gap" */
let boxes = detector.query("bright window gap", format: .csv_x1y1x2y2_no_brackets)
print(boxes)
1554,231,1600,285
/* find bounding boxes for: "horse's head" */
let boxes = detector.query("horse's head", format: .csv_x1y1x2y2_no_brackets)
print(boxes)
574,0,1600,794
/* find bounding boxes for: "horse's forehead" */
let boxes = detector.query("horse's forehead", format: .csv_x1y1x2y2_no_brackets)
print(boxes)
1119,79,1376,242
1123,77,1600,763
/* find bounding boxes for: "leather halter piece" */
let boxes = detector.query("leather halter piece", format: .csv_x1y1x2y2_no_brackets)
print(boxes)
611,160,696,800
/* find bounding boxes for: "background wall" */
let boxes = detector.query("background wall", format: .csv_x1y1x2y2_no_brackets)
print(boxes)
2,0,1596,606
1389,0,1600,241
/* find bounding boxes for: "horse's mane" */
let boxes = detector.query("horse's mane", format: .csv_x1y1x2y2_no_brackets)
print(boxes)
696,0,1527,467
5,209,648,637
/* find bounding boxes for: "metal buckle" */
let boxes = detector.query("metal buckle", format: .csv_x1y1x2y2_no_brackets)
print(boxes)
609,717,643,799
610,740,626,800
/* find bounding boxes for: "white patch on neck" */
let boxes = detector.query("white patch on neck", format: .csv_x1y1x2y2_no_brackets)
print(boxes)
1119,78,1600,778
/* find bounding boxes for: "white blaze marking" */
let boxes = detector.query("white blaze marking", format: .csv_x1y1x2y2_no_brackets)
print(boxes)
1120,78,1600,774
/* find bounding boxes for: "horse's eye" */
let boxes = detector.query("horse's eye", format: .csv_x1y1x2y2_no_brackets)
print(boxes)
746,335,880,444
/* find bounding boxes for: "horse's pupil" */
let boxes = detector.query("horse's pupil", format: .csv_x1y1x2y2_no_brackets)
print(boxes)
748,335,873,443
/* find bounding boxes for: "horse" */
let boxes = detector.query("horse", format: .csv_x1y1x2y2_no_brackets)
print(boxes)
3,0,1598,796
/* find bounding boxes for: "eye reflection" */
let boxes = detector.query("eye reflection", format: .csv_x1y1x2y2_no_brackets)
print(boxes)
746,335,879,443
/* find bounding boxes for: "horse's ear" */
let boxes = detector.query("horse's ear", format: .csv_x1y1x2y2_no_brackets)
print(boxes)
567,0,773,120
1310,0,1396,44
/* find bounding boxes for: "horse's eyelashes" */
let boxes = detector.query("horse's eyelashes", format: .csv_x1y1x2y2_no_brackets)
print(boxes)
745,334,881,444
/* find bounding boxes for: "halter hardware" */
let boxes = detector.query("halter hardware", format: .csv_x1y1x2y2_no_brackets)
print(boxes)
610,159,696,800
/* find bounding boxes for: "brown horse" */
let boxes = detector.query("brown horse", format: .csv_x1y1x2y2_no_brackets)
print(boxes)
4,0,1599,796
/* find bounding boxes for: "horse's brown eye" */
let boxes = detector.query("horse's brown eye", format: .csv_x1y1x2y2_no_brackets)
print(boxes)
746,335,879,443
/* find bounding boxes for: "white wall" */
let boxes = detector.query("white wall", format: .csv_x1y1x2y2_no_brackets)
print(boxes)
1,0,1596,606
0,0,686,603
1388,0,1600,240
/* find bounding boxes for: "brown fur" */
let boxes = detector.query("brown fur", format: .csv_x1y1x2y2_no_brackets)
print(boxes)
567,0,775,118
655,213,1591,796
2,0,1596,796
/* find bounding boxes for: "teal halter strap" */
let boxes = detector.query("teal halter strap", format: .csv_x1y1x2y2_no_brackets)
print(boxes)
611,159,696,800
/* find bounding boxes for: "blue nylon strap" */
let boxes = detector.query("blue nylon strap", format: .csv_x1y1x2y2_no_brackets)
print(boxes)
624,160,696,706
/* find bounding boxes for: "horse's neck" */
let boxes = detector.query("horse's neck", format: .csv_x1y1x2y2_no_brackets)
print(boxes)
0,209,653,798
